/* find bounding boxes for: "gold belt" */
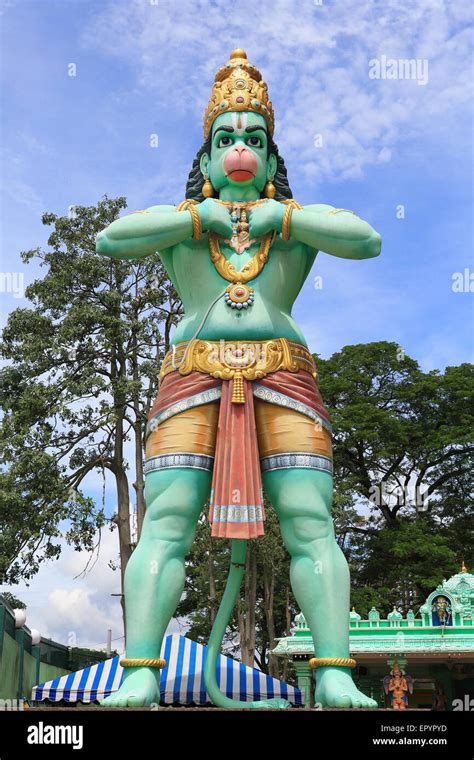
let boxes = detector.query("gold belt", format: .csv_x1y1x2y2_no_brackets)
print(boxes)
160,338,317,404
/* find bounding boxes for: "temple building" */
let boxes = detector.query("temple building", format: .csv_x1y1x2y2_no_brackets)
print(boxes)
272,565,474,709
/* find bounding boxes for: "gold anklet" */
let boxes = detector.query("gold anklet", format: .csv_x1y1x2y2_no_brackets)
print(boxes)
308,657,357,669
120,658,167,669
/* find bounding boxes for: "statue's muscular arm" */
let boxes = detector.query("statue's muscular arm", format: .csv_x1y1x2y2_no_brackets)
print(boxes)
96,205,189,260
249,200,381,260
95,200,232,260
290,203,381,260
96,199,380,261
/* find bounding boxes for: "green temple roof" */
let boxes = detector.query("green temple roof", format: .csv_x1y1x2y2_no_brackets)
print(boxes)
441,565,474,594
272,565,474,659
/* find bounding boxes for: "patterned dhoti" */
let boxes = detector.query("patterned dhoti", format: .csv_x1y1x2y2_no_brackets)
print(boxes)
145,339,332,540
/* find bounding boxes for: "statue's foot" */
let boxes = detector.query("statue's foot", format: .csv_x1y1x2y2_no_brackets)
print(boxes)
100,668,160,708
315,668,378,709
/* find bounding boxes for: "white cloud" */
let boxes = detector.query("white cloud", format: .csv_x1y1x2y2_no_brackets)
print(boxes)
4,177,45,215
2,528,123,650
2,524,185,654
46,587,122,649
16,132,50,156
81,0,473,182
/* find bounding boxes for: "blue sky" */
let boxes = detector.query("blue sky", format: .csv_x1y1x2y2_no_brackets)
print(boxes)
0,0,473,647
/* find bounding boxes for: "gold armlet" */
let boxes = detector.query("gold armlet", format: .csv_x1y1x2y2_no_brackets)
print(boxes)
120,658,167,669
308,657,357,669
328,208,357,216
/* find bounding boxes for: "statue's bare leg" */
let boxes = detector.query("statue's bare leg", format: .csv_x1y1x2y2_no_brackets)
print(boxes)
101,468,210,707
263,467,377,709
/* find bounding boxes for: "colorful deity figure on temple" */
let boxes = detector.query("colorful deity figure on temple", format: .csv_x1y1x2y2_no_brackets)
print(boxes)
432,595,452,625
384,661,414,709
96,48,381,709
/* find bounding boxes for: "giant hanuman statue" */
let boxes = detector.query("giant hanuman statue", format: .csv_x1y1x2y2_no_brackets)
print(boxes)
96,49,381,709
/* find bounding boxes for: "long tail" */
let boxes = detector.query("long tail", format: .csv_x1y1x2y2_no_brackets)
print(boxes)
203,538,291,709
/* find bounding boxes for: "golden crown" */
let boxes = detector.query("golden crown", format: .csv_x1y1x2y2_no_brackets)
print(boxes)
203,48,275,139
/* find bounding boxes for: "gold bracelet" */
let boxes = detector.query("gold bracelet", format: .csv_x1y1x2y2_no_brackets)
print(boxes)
308,657,357,669
176,199,202,240
281,204,293,241
187,203,202,240
120,658,167,669
281,200,303,242
175,200,195,212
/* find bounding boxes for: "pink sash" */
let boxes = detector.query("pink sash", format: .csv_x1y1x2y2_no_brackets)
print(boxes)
148,369,329,540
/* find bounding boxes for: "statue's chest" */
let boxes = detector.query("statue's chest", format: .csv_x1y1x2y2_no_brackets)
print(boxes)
172,237,311,293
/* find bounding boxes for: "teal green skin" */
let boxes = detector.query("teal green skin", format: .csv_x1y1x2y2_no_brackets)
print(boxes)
97,112,381,709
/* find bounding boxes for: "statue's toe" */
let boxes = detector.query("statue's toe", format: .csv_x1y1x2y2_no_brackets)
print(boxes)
340,693,353,708
127,692,148,707
100,694,116,707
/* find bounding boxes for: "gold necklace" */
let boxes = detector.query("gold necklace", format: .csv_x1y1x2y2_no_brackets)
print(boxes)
208,231,273,310
215,199,268,207
176,198,301,311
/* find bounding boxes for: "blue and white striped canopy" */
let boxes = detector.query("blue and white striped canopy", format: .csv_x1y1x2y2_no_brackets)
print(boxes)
32,634,303,705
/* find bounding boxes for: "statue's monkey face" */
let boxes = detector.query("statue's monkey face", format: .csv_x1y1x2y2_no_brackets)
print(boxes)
200,112,277,195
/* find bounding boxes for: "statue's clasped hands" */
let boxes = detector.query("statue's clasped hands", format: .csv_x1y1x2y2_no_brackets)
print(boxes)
197,198,285,239
197,199,233,237
248,199,284,238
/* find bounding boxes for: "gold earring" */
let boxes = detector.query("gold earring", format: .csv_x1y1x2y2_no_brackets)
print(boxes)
264,177,276,199
202,173,214,198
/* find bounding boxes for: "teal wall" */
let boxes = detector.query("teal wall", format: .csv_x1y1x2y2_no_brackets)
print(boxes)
0,630,20,699
0,598,70,700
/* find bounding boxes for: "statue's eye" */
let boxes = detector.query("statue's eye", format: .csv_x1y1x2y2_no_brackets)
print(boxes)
247,136,262,148
218,136,232,147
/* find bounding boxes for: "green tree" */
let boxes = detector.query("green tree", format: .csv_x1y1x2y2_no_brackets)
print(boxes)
1,592,26,610
0,198,182,603
317,342,474,607
317,342,473,529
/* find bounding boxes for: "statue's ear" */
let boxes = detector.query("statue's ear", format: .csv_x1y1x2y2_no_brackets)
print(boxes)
267,153,277,180
200,152,210,177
